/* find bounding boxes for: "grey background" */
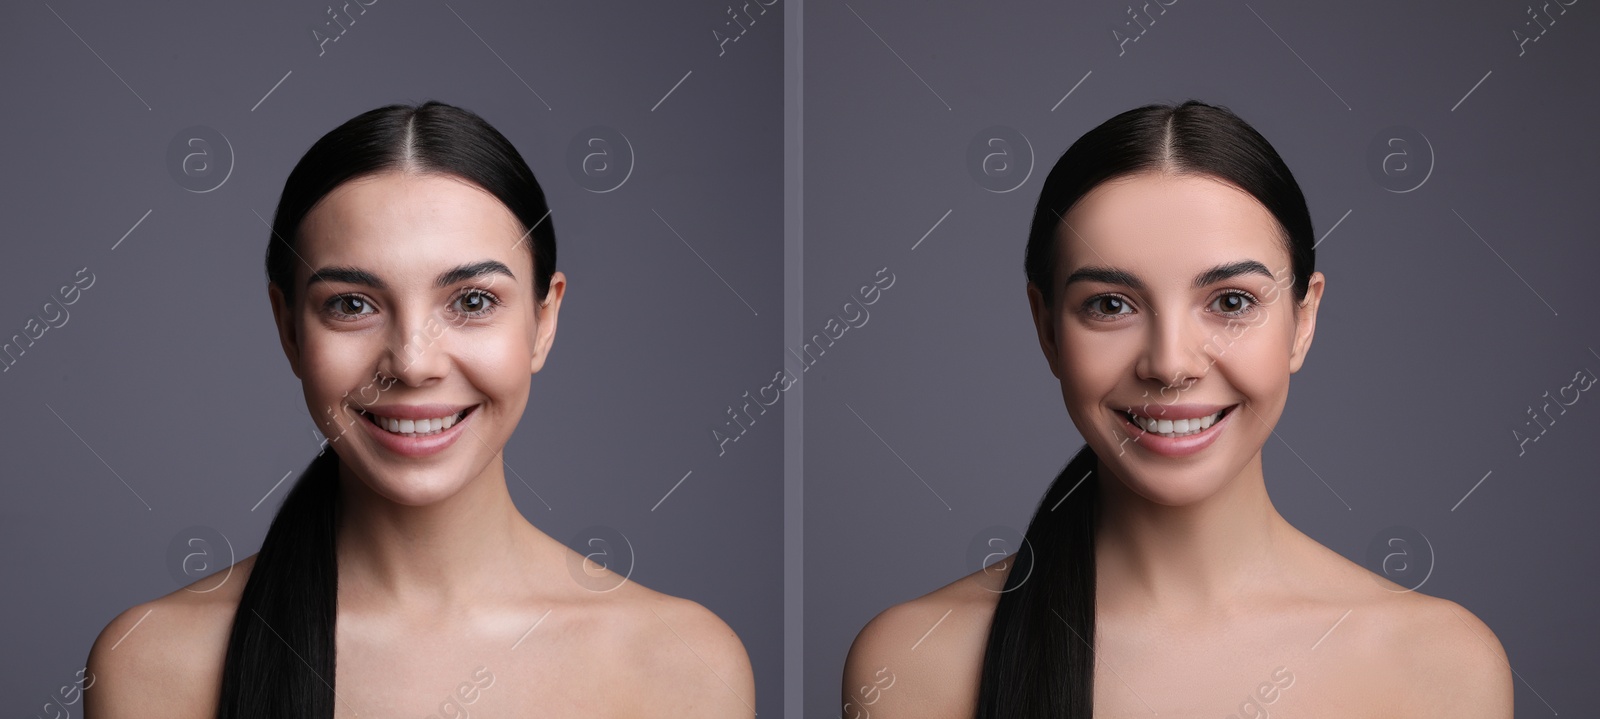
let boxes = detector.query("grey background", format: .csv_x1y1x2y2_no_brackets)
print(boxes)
0,1,781,716
802,1,1596,717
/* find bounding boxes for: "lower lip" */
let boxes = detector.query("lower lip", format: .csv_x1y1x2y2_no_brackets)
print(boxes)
1115,405,1237,458
355,405,478,458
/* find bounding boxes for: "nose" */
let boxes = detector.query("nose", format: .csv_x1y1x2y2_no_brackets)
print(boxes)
1135,310,1211,392
376,307,451,387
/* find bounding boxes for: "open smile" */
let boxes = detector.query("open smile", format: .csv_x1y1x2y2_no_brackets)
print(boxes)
351,404,482,458
1114,404,1240,458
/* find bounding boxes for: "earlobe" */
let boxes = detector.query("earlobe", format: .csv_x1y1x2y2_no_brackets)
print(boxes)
528,271,566,376
1287,272,1325,374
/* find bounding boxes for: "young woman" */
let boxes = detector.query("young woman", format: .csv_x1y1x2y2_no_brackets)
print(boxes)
85,101,754,718
843,100,1513,718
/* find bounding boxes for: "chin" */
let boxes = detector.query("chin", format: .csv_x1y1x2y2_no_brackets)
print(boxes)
1092,440,1235,507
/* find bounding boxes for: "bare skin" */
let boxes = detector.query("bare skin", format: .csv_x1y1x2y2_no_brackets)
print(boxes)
84,170,754,717
844,172,1512,718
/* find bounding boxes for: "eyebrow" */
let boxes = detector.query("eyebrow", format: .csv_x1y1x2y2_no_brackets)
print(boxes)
1062,259,1275,292
305,259,516,291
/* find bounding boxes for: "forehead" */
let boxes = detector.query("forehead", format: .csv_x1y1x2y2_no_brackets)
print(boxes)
1056,172,1288,283
295,171,529,282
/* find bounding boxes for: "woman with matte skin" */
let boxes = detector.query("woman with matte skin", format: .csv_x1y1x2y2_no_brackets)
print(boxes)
84,101,754,718
843,101,1512,718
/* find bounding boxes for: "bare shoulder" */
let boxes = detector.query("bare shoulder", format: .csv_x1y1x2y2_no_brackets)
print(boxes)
1365,589,1513,717
582,576,755,718
843,563,1008,719
1303,540,1513,718
84,554,256,719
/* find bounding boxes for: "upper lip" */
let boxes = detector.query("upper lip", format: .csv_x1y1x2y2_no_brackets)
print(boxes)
353,403,478,420
1118,403,1237,421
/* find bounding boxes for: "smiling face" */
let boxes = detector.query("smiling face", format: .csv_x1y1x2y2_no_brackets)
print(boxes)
268,170,565,506
1027,171,1323,506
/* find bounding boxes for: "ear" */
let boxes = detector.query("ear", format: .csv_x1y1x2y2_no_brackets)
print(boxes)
1026,282,1063,380
1288,271,1325,374
529,270,567,375
267,283,302,379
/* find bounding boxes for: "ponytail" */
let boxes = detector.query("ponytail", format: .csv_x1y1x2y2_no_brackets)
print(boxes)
974,444,1100,718
217,447,341,717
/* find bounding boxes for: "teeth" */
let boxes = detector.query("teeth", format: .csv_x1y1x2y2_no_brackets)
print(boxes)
361,408,467,437
1124,408,1226,437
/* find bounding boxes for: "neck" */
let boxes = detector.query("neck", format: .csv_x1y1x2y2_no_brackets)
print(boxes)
1093,451,1291,613
333,455,539,611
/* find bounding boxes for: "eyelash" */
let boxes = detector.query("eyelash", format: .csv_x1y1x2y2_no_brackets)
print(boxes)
1080,289,1262,322
322,287,505,322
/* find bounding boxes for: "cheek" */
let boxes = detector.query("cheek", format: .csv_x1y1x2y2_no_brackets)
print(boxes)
1214,314,1296,406
297,329,377,406
1056,327,1136,404
459,326,534,394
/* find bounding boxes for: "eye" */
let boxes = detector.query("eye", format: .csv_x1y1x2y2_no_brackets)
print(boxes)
453,288,503,318
1082,293,1135,321
323,294,375,321
1210,290,1261,318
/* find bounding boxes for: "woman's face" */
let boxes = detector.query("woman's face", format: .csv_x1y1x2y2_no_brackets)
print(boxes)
268,170,565,506
1027,171,1323,506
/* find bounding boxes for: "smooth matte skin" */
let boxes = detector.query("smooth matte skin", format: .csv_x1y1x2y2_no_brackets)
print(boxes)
84,171,755,718
843,172,1514,718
